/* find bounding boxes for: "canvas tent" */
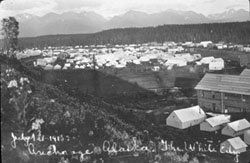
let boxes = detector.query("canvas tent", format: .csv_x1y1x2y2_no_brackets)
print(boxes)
209,58,224,70
44,64,53,70
165,58,187,67
221,119,250,137
166,105,206,129
200,115,230,132
200,56,215,64
36,59,47,67
53,64,61,70
220,137,247,154
244,129,250,145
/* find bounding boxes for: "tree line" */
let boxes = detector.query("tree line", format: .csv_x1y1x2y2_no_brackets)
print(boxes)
1,21,249,49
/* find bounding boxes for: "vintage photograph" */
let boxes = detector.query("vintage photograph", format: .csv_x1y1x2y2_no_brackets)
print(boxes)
1,0,250,163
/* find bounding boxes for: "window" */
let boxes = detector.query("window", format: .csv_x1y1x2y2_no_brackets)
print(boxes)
200,90,204,97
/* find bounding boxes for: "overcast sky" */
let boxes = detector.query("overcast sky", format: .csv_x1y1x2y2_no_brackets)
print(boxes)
0,0,249,19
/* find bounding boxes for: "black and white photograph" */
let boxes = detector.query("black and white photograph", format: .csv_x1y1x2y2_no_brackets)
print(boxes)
1,0,250,163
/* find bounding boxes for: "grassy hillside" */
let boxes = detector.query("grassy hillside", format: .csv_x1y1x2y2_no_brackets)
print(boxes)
1,55,137,163
1,55,250,163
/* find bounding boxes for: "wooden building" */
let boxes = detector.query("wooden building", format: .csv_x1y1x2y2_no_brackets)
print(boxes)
195,69,250,113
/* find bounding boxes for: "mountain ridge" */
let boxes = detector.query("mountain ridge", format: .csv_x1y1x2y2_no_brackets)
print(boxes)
12,9,250,37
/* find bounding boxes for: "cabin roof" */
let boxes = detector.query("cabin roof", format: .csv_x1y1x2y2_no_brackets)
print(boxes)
173,105,206,123
205,115,230,127
226,137,247,150
227,119,250,132
195,73,250,95
240,68,250,76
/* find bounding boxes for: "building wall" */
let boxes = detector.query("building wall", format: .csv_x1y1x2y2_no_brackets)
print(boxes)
220,141,246,154
197,90,222,112
200,122,220,132
197,90,250,113
224,93,250,113
221,126,234,137
166,113,182,129
244,130,250,145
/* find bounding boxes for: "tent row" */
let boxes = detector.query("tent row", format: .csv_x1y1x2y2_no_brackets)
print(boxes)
166,106,250,136
166,106,250,154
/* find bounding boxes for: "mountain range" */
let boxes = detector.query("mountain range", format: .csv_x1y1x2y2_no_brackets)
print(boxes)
13,9,249,37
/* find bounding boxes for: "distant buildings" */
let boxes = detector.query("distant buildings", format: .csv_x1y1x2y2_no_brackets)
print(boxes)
195,68,250,113
199,41,213,48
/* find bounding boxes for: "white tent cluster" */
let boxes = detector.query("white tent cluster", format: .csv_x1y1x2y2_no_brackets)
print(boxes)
166,107,250,154
16,49,42,59
30,43,223,71
197,56,224,70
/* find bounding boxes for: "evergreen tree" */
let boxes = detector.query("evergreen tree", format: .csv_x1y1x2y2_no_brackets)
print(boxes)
1,17,19,57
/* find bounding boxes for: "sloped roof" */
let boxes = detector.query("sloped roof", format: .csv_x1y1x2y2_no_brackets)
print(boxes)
174,105,206,123
205,115,230,127
240,68,250,76
226,137,247,150
227,119,250,132
195,73,250,95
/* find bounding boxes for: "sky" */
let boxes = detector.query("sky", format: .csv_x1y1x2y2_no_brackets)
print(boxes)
0,0,249,19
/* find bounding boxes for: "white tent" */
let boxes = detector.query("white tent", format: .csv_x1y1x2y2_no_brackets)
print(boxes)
133,60,141,65
175,53,195,62
244,129,250,145
166,105,206,129
165,58,187,67
200,115,230,132
53,64,61,70
200,56,215,64
221,119,250,137
193,54,202,60
44,64,53,70
220,137,247,154
36,59,47,67
200,41,212,48
44,57,57,64
209,58,224,70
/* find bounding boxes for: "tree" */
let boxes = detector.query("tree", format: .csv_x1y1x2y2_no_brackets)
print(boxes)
1,16,19,57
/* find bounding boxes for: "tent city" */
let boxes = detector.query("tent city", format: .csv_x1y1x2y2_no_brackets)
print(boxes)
1,0,250,163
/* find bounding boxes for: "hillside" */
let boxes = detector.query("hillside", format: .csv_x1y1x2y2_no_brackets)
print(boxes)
17,22,250,49
2,55,250,163
1,55,137,163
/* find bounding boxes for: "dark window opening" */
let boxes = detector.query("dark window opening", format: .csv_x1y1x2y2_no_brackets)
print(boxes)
213,103,216,112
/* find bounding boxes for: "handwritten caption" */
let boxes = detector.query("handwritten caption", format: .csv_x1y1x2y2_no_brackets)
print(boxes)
10,132,240,162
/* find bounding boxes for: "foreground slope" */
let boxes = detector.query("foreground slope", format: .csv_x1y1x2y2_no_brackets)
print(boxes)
1,55,136,163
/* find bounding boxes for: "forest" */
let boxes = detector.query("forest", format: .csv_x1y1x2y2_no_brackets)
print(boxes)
17,21,250,49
